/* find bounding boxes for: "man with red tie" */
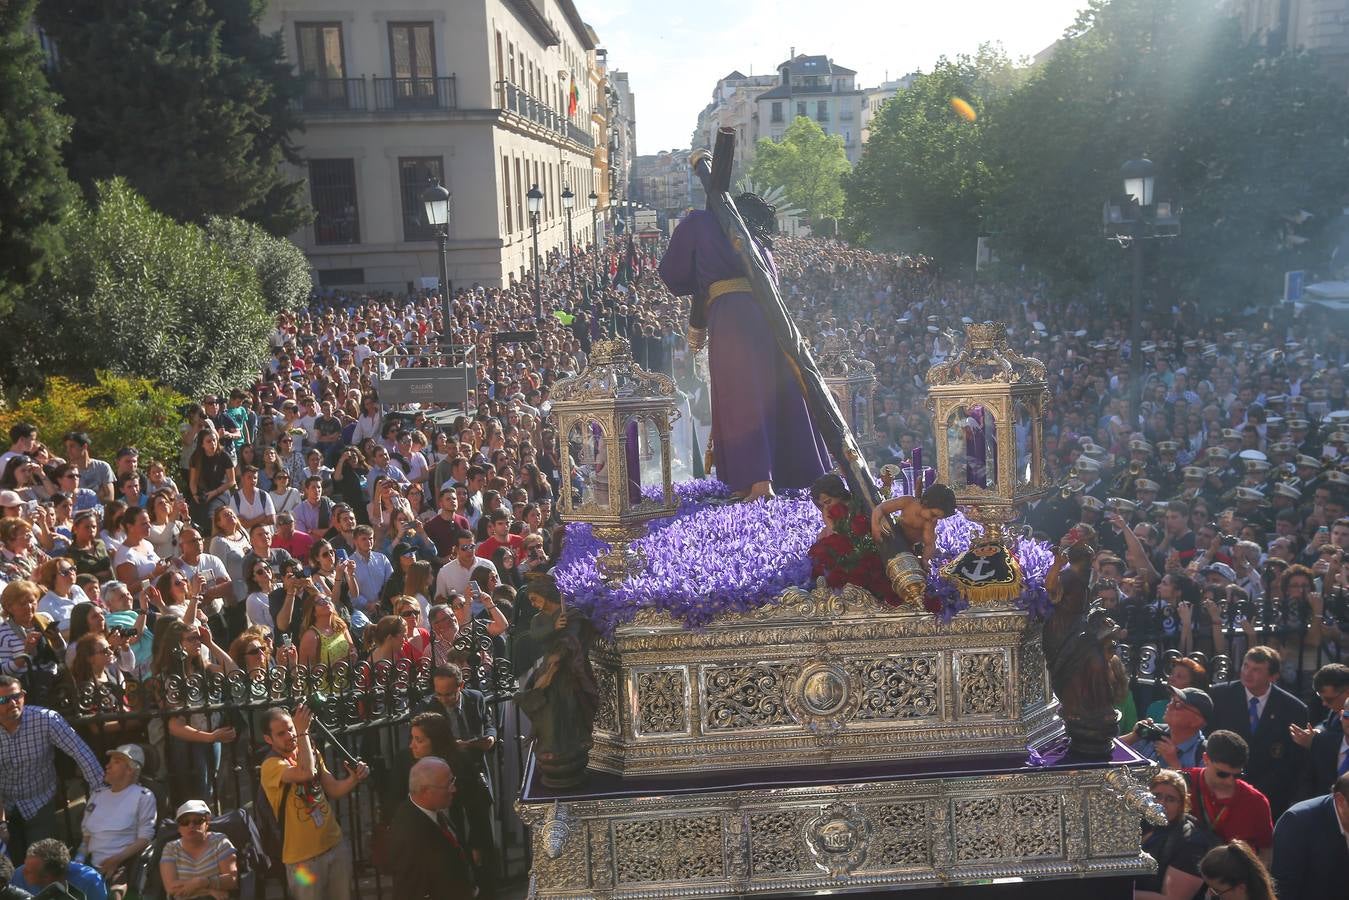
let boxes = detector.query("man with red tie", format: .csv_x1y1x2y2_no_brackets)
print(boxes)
388,756,475,899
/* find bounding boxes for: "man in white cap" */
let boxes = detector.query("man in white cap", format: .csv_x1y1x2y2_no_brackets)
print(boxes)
79,744,156,887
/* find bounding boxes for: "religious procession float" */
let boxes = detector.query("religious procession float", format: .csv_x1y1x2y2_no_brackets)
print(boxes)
515,128,1164,899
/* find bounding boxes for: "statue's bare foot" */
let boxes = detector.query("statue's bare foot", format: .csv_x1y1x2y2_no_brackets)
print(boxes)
734,480,774,502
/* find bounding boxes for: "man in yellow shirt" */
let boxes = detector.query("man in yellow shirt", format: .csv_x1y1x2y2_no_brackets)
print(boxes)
260,704,368,900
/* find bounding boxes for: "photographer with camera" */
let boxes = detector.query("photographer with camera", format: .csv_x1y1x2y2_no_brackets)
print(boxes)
1123,685,1213,770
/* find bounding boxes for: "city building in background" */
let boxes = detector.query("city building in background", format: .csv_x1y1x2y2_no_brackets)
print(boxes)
860,73,917,144
633,149,695,222
1228,0,1349,87
755,52,866,164
691,70,779,183
262,0,614,291
608,69,637,224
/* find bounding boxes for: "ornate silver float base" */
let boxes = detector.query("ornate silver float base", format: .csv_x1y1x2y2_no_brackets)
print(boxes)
518,754,1160,898
590,583,1062,776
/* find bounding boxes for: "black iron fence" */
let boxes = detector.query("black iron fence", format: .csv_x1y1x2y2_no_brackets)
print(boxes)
44,623,529,898
372,76,457,112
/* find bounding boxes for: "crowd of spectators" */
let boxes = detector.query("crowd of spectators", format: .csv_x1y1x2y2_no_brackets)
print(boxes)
0,231,1347,898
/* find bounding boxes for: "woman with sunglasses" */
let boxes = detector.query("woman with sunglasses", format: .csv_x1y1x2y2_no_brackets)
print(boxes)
150,618,238,807
1134,769,1213,900
297,591,356,678
34,557,91,638
392,596,431,663
1197,840,1277,900
243,561,277,638
159,799,238,900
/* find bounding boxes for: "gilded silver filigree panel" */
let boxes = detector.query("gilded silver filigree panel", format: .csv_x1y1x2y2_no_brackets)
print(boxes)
850,654,941,721
612,815,724,884
865,802,933,868
749,811,809,876
593,667,620,735
954,649,1010,718
633,668,689,735
952,793,1063,862
702,663,798,731
1019,635,1047,709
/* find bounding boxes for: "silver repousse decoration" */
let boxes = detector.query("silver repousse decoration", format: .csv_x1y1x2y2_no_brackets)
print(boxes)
803,801,872,876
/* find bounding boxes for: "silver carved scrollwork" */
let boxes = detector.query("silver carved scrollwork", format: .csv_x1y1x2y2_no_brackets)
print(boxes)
785,656,862,734
612,816,724,884
851,655,940,721
749,812,808,876
634,669,688,735
703,663,797,731
955,650,1009,717
865,802,933,868
803,802,872,877
1020,633,1048,709
593,667,620,735
953,793,1064,862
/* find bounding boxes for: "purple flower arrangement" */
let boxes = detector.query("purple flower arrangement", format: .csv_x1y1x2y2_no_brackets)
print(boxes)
558,478,1058,635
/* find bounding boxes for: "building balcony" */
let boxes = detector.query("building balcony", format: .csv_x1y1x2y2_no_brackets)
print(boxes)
292,76,458,115
372,76,457,111
497,81,594,150
294,78,368,114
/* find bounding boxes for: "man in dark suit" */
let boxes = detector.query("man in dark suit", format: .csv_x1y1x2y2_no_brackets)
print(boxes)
416,664,498,899
1302,707,1349,801
388,757,475,900
1209,646,1309,818
1270,773,1349,900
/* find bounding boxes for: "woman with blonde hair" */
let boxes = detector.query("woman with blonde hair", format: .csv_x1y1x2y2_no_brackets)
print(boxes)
150,617,238,807
1136,769,1214,900
296,592,356,675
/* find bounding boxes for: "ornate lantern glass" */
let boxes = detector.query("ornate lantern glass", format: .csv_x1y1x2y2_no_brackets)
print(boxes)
550,337,678,580
926,322,1049,532
818,333,879,454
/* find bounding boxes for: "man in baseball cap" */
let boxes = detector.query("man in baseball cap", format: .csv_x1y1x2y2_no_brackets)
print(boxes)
1123,686,1213,769
80,744,157,885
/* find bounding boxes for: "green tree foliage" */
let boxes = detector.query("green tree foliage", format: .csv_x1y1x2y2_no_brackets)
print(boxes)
0,179,271,398
205,215,312,313
750,117,850,225
38,0,309,235
0,372,187,465
0,0,77,315
844,45,1021,263
984,0,1349,303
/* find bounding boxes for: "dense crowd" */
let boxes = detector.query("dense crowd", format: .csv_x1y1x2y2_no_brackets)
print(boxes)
0,230,1347,899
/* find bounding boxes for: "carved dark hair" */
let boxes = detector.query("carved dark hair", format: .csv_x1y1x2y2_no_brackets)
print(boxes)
733,192,777,250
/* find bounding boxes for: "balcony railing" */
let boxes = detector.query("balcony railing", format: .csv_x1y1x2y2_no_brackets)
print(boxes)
498,81,594,149
373,76,457,111
295,77,367,114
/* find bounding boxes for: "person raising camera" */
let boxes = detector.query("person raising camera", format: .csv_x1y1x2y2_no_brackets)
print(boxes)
1122,685,1213,770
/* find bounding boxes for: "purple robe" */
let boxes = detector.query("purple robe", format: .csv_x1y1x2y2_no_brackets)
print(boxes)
658,210,830,492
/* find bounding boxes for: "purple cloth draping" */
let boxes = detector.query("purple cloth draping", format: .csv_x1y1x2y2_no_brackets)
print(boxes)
658,211,829,492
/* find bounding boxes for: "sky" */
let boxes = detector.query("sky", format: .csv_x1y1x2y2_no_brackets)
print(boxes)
584,0,1091,155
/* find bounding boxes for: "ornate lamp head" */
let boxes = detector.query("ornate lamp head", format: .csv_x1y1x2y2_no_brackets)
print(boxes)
818,333,879,456
925,322,1051,535
550,337,679,582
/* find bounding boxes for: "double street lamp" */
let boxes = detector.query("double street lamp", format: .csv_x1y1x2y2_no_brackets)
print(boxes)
527,183,544,322
420,180,452,349
1103,158,1181,424
561,184,576,293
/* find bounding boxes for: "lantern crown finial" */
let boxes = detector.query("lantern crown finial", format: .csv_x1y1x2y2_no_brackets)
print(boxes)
928,323,1048,386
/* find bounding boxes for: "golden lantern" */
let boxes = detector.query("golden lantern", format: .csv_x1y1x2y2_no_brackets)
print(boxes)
818,333,880,457
549,337,678,581
926,322,1050,536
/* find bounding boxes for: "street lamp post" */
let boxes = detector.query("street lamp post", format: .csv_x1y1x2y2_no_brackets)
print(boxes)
561,184,576,293
527,183,544,322
1104,158,1180,426
420,180,452,349
588,190,600,289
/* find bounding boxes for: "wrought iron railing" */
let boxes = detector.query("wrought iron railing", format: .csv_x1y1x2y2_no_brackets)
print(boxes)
42,620,525,897
373,76,457,112
295,77,368,114
498,81,594,149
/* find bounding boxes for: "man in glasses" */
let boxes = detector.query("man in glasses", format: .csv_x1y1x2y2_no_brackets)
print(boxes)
432,528,497,606
1184,730,1275,864
0,675,105,864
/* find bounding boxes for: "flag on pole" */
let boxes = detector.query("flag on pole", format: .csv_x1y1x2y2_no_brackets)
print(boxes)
568,75,579,116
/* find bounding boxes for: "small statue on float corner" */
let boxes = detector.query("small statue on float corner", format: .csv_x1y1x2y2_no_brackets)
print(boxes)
516,574,600,788
1042,540,1130,760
